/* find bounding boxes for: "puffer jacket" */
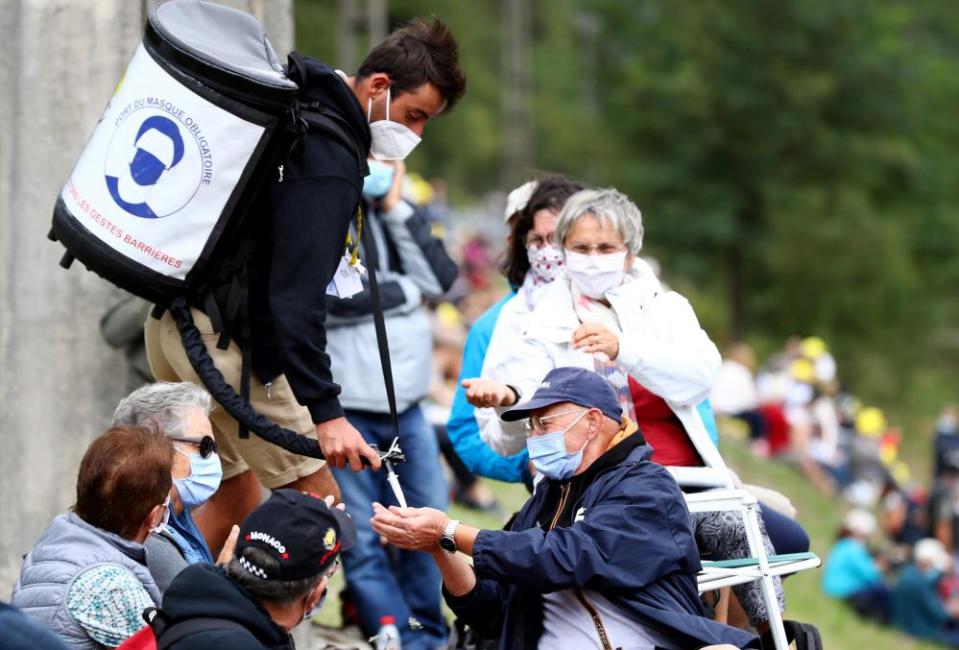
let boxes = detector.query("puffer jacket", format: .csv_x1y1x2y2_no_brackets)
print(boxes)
11,513,161,650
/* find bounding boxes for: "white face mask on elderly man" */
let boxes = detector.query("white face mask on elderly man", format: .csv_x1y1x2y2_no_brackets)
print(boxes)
368,87,421,161
564,250,627,299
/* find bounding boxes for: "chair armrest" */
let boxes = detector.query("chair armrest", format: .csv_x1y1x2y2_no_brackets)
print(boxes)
668,466,735,489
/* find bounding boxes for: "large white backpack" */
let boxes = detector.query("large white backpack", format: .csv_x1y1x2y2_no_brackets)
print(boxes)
51,0,301,303
50,2,394,460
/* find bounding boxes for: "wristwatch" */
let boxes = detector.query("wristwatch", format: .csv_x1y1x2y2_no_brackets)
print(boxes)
439,519,461,554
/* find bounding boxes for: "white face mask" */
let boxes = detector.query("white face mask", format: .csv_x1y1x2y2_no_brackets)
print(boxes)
368,87,422,161
564,250,627,299
151,496,172,535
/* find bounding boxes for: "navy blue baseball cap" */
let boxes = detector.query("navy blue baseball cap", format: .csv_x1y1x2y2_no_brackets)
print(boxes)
501,367,623,423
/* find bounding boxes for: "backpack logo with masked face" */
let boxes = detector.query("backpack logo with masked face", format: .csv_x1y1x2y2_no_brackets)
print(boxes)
104,107,208,219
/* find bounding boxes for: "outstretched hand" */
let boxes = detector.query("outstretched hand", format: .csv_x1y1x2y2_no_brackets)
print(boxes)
462,378,516,408
370,502,448,551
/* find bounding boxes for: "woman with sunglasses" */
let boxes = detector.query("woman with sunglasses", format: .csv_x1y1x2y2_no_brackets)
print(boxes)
112,382,235,593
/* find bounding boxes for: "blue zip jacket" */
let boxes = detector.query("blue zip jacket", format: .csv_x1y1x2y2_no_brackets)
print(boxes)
447,292,531,482
446,435,758,649
446,292,720,484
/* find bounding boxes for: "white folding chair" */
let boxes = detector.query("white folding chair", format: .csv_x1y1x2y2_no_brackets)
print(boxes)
669,466,821,650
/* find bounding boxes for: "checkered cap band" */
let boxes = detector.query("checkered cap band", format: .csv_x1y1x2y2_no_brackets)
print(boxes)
238,555,269,580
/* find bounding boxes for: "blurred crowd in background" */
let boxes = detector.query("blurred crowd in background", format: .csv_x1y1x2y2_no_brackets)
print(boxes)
706,318,959,647
418,165,959,649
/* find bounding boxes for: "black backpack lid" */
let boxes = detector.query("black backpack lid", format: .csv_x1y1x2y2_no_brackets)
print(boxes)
149,0,298,95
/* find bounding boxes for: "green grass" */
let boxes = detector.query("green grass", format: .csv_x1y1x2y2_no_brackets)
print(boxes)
721,439,940,649
314,443,941,648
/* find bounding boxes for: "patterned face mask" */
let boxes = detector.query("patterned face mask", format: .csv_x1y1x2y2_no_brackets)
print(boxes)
526,244,565,287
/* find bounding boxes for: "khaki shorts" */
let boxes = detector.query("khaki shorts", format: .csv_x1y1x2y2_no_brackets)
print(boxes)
144,307,324,488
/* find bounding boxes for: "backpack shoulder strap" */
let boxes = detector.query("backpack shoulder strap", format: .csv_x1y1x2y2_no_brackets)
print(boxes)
284,51,368,177
300,106,369,178
286,50,311,89
156,616,251,649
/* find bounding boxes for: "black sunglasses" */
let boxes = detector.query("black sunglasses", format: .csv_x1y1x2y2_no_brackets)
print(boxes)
170,435,218,458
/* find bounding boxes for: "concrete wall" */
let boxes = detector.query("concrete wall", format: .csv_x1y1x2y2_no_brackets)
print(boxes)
0,0,292,598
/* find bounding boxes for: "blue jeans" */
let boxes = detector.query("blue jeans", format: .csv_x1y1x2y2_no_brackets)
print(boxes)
333,405,449,650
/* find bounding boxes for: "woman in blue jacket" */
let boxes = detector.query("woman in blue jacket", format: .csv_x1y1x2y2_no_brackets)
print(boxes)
447,176,584,483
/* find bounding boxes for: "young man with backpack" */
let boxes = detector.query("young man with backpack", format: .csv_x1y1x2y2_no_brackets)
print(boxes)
143,17,466,555
124,489,355,650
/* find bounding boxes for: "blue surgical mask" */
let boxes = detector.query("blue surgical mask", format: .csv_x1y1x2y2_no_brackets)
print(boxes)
526,411,589,481
130,148,167,186
174,449,223,509
362,160,395,199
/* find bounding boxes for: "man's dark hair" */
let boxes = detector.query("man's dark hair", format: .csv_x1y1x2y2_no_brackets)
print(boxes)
226,546,324,605
357,17,466,112
74,425,173,539
502,175,586,287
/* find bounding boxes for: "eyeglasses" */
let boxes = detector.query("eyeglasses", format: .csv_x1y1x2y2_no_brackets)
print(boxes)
524,408,588,436
170,435,218,458
525,233,555,249
565,243,626,256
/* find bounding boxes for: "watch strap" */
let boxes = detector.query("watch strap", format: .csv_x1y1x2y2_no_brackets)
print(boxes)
442,519,461,552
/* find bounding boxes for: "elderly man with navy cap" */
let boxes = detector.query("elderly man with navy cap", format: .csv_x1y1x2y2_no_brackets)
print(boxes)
372,367,757,649
156,489,355,649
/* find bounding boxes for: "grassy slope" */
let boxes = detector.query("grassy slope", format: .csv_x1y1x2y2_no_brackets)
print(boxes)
720,439,939,649
315,442,939,648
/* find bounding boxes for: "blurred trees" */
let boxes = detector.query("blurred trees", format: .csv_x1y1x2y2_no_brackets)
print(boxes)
295,0,959,420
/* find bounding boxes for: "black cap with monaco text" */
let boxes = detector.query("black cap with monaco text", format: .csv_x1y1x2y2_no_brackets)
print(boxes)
235,489,356,581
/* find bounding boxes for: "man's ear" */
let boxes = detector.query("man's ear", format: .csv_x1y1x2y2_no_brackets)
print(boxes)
365,72,392,100
587,409,604,439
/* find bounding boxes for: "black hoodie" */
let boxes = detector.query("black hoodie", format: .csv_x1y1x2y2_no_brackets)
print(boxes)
161,563,293,650
246,58,372,424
